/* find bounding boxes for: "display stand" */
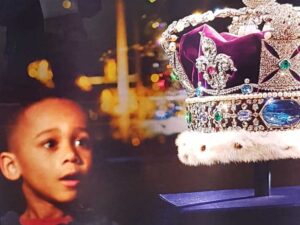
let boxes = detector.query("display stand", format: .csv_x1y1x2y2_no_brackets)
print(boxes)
254,162,271,197
158,162,300,225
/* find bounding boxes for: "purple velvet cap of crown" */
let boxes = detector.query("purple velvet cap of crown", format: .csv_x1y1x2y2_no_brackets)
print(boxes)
179,24,265,89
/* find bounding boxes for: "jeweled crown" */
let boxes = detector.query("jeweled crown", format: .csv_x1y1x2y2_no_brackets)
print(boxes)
161,0,300,133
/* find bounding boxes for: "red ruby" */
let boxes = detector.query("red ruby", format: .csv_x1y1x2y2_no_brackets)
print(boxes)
207,66,217,75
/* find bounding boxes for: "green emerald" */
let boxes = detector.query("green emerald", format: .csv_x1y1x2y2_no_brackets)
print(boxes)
214,111,223,122
170,71,179,81
185,111,192,124
279,59,291,70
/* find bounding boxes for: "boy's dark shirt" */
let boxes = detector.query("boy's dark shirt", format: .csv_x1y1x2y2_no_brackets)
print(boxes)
0,211,116,225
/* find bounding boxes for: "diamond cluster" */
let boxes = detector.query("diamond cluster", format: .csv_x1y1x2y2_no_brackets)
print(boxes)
195,33,237,92
259,39,300,91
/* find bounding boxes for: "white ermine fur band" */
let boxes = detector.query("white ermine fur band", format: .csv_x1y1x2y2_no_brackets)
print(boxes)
176,130,300,166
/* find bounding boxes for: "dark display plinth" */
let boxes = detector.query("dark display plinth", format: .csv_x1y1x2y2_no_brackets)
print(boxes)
159,186,300,225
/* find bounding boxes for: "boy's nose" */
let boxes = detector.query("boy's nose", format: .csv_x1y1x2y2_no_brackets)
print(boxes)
62,144,81,164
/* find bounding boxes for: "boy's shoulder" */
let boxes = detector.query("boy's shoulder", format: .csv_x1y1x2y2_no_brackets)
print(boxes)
0,211,20,225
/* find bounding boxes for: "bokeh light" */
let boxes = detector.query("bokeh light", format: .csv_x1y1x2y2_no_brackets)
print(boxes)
62,0,72,9
27,59,55,88
150,73,160,83
75,75,92,92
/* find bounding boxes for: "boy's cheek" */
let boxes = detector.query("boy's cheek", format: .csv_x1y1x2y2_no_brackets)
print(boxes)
82,152,93,172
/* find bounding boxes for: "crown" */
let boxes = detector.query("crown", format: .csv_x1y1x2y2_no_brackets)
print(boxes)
161,0,300,165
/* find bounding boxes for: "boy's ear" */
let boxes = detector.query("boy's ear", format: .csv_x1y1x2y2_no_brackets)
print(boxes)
0,152,21,181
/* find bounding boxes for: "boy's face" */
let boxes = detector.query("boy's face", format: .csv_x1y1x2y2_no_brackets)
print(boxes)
9,98,92,204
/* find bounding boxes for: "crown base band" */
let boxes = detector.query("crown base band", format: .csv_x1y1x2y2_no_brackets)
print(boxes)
185,91,300,133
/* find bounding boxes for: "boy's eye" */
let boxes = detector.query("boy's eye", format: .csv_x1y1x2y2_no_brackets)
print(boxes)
43,139,58,149
74,137,91,149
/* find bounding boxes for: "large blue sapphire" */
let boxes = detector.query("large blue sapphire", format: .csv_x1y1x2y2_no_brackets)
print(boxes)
262,99,300,127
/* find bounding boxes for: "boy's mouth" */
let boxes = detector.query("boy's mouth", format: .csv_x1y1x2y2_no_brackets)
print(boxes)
59,173,81,188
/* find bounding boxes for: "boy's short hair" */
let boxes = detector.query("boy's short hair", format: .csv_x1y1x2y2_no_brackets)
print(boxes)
0,94,85,152
0,103,23,152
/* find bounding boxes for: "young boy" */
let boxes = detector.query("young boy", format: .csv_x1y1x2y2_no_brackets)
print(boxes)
0,97,112,225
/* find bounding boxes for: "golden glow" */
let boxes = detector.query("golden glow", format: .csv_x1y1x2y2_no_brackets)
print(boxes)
100,89,117,114
97,0,184,142
27,59,55,88
100,86,159,141
152,22,160,29
75,74,138,87
150,73,160,83
45,80,55,88
100,88,155,116
192,10,202,16
62,0,72,9
131,137,141,146
152,83,160,91
89,76,105,85
104,59,117,82
75,75,92,92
